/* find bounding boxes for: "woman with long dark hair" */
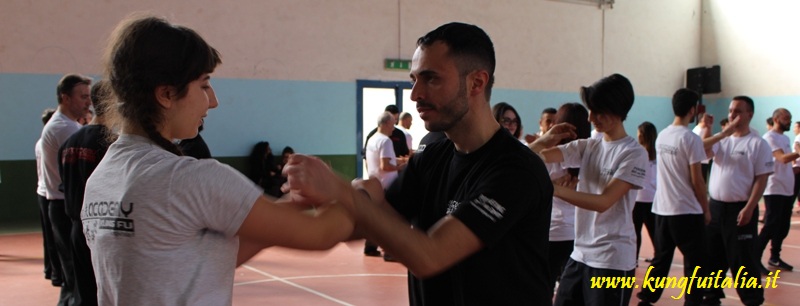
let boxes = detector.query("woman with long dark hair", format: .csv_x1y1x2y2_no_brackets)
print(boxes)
633,121,658,261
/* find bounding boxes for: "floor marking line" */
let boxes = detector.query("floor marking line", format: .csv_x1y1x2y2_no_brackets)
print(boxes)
234,273,406,286
242,265,354,306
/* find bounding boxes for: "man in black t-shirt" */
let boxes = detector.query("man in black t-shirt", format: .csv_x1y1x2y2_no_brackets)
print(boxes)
284,22,553,305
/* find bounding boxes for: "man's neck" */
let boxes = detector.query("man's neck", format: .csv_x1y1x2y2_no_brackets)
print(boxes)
673,115,691,127
602,122,627,141
56,105,80,122
445,103,500,154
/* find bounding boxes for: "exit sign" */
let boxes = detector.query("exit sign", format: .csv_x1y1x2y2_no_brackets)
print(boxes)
384,59,411,70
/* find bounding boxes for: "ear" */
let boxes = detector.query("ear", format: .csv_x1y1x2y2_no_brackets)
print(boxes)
154,85,175,109
467,70,489,98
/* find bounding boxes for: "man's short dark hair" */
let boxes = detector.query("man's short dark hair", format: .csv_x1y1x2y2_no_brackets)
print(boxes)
732,95,754,112
542,108,557,115
384,104,400,114
672,88,699,117
580,73,634,121
417,22,495,100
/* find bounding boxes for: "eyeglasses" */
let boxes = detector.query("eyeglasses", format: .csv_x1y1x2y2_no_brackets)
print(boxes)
500,117,519,125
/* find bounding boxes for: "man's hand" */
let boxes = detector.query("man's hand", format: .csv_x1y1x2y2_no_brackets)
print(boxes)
737,206,753,227
533,123,576,149
281,154,352,210
523,134,539,144
351,177,385,207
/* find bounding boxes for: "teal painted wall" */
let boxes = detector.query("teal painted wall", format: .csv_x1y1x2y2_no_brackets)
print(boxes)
0,155,355,231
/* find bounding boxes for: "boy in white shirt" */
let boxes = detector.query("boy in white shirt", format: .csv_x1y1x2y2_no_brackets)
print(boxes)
532,74,648,306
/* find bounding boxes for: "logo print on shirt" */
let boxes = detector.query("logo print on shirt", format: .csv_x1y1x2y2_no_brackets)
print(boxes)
446,200,460,214
83,201,135,239
469,194,506,222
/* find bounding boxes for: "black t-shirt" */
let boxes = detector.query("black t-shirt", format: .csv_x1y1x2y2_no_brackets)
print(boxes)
59,125,111,220
179,134,212,159
386,128,553,306
364,127,410,157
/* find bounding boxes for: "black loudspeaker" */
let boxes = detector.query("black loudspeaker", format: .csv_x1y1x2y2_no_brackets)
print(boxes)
685,65,721,94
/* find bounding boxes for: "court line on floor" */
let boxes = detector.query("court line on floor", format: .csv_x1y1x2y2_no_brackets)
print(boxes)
235,273,406,286
241,265,356,306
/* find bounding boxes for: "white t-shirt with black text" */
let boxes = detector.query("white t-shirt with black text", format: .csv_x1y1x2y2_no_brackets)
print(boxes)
709,132,774,202
652,125,707,215
763,130,794,196
558,136,648,271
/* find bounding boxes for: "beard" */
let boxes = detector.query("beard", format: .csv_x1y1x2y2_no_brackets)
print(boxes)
421,79,469,132
779,121,791,132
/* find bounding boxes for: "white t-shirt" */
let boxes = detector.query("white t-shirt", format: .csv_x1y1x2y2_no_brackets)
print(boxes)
635,160,657,203
692,124,711,164
652,125,707,215
35,138,46,196
546,162,574,241
40,110,81,200
794,134,800,169
82,134,262,306
398,126,413,151
366,133,398,188
763,130,795,196
709,132,774,202
558,136,648,271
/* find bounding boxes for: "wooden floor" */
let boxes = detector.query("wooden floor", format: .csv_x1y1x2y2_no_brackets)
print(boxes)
2,206,800,305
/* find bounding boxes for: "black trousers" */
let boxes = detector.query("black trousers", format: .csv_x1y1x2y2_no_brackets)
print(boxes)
632,201,656,259
49,200,75,306
554,259,634,306
758,194,794,261
637,214,707,306
71,218,98,306
38,195,62,282
548,240,574,298
704,199,763,305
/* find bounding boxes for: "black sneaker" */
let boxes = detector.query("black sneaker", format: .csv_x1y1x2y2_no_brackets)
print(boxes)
363,249,382,257
383,254,399,262
768,259,794,271
636,301,653,306
759,264,770,276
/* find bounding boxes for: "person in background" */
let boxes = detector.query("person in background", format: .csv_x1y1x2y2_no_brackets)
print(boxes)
524,107,557,143
635,88,713,306
544,102,590,298
41,73,93,306
701,96,770,306
492,101,522,140
179,123,212,159
758,108,798,273
633,121,657,262
398,111,414,152
693,112,713,182
35,108,61,287
59,80,113,306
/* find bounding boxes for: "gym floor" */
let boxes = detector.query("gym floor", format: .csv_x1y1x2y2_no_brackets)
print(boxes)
2,206,799,305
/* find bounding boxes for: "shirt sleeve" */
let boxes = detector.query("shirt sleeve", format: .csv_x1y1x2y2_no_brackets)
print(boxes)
451,154,551,248
379,138,396,160
558,139,590,169
755,138,775,176
172,159,263,237
612,146,648,190
687,134,707,165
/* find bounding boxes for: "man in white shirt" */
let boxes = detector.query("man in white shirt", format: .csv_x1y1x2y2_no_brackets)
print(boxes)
398,111,414,152
758,108,798,273
366,112,405,188
636,88,722,306
40,74,92,305
692,112,713,182
702,96,772,306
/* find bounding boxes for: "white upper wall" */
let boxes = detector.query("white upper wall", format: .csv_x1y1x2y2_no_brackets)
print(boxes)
702,0,800,96
0,0,700,96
